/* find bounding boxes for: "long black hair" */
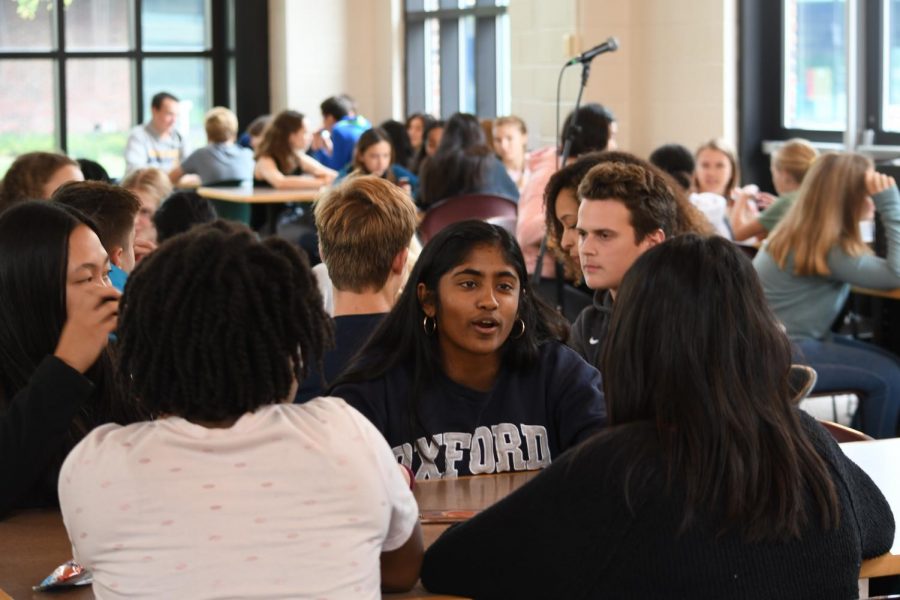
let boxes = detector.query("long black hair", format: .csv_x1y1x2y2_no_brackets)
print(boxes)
0,202,134,439
419,113,494,207
600,234,839,541
331,220,568,436
119,220,333,422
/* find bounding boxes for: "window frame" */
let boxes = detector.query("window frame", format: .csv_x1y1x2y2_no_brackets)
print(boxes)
404,0,509,118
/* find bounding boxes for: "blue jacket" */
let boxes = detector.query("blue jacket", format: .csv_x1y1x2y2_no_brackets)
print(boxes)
311,115,371,170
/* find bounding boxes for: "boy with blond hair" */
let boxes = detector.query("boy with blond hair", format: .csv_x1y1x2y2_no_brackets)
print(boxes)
295,175,418,402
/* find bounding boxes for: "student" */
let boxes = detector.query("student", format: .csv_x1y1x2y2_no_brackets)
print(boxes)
0,202,128,518
420,234,894,599
649,143,695,192
238,114,270,151
120,167,173,261
124,91,190,175
60,220,423,598
152,191,217,243
331,220,607,480
691,138,745,239
570,160,677,365
418,113,519,208
253,110,337,190
731,139,818,242
405,113,435,167
378,119,415,171
296,176,418,402
0,151,83,212
336,127,419,197
169,106,254,185
492,115,530,192
410,119,444,175
76,158,111,183
517,103,616,280
754,154,900,438
53,181,142,291
310,94,372,171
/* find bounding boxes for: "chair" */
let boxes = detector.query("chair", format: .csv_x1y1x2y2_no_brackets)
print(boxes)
818,420,873,443
418,193,518,243
789,364,818,404
204,179,252,225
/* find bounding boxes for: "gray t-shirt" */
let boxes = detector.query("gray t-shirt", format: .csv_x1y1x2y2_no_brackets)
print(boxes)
124,123,190,174
753,186,900,340
180,143,254,185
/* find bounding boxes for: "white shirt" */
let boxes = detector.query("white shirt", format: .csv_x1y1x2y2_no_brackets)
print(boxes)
59,397,418,600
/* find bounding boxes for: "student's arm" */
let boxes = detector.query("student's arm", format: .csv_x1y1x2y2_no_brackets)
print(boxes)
0,285,118,518
298,153,338,184
254,156,325,191
343,402,422,592
168,165,184,184
730,189,768,241
380,521,424,592
828,177,900,289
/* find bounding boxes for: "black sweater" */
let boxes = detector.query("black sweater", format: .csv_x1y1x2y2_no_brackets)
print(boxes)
420,410,895,599
0,356,94,518
569,290,612,367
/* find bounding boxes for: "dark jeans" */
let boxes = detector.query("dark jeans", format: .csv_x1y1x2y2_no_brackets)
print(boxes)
794,336,900,438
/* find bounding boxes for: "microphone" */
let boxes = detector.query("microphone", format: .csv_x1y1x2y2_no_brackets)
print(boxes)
567,37,619,65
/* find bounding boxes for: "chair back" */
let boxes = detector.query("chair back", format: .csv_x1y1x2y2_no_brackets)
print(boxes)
788,364,817,404
817,420,873,443
419,193,518,243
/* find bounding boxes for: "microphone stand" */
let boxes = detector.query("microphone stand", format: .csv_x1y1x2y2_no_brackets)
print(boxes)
532,59,594,302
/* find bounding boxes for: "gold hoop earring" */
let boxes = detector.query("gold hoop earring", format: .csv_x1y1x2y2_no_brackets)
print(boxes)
511,318,526,339
423,316,437,335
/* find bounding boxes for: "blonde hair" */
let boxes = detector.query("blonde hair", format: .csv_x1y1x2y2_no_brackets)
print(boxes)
494,115,527,135
120,168,173,209
204,106,239,143
315,175,418,293
771,138,818,184
766,152,872,276
693,139,739,197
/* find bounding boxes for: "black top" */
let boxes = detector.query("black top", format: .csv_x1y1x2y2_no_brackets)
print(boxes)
331,341,607,479
421,410,895,599
569,290,612,367
0,356,94,518
295,313,384,403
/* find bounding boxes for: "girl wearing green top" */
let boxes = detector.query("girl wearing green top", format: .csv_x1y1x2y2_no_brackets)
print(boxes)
731,139,818,242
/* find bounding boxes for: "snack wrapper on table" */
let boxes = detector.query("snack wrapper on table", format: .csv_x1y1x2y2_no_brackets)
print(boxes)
33,559,92,591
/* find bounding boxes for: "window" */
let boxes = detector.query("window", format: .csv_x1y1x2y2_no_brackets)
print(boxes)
0,0,231,179
405,0,510,119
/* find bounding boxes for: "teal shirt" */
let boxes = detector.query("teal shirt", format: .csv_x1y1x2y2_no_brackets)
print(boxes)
757,190,798,233
753,185,900,340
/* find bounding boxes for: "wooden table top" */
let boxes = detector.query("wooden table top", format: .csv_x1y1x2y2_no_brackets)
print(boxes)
1,458,893,599
196,185,322,204
840,438,900,578
852,286,900,300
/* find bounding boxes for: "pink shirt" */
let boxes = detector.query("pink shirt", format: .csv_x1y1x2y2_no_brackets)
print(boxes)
515,146,559,278
59,398,418,599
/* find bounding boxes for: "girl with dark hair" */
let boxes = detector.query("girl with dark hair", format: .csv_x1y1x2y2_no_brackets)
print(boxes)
421,234,894,598
335,127,419,197
405,112,435,160
60,221,423,597
409,118,444,175
0,201,127,518
418,113,519,208
253,109,337,189
379,119,415,170
331,220,606,480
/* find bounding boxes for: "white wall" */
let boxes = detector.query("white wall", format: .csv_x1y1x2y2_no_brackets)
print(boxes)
268,0,738,156
268,0,404,130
